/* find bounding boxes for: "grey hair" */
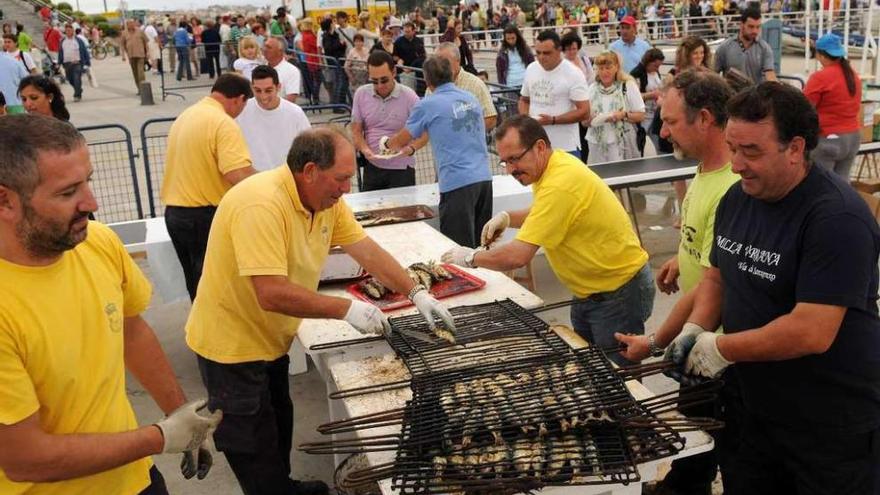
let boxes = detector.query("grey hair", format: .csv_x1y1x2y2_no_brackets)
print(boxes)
0,114,84,199
267,35,288,50
422,56,453,88
435,41,460,61
287,127,352,172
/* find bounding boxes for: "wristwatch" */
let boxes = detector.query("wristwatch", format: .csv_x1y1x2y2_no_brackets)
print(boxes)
464,250,477,268
648,334,664,358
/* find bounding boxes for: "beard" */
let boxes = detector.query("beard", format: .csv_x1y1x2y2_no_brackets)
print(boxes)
672,143,687,161
16,200,90,258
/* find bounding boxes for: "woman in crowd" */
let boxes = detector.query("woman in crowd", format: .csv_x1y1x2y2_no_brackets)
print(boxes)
671,35,711,78
495,25,533,87
232,35,263,80
345,33,370,93
805,33,862,179
630,48,665,155
371,26,395,54
585,51,645,165
439,18,475,74
300,17,323,106
356,11,379,41
561,31,594,158
18,75,69,121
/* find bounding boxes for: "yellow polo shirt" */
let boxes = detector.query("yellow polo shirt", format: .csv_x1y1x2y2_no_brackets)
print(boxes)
517,150,648,298
160,96,252,207
0,222,153,495
186,165,367,363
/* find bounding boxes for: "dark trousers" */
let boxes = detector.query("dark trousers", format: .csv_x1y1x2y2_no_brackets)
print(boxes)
362,159,416,191
137,466,169,495
129,57,145,92
176,46,192,80
570,263,654,366
165,205,216,301
304,68,322,105
328,58,349,105
205,51,221,78
198,355,296,495
438,180,492,248
63,61,83,98
723,411,880,495
662,368,745,494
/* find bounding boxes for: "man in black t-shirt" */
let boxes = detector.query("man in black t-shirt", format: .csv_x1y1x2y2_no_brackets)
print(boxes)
393,22,426,95
664,82,880,494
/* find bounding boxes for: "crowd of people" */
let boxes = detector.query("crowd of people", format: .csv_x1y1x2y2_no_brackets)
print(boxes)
0,1,878,495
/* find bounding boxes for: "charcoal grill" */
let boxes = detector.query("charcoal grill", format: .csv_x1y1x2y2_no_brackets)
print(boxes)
303,298,722,493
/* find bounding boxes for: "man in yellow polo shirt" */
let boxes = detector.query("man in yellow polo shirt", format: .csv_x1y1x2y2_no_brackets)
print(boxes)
442,114,653,366
0,115,221,495
186,127,455,495
160,73,257,300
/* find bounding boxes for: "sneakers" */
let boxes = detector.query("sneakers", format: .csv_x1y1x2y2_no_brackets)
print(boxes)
290,479,330,495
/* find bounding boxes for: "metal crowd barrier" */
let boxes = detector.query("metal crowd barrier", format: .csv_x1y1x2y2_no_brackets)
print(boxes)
77,124,145,224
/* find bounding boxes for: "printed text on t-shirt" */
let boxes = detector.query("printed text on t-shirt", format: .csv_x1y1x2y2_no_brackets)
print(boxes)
717,234,781,282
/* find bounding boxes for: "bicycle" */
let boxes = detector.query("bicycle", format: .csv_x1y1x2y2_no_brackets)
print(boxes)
90,39,113,60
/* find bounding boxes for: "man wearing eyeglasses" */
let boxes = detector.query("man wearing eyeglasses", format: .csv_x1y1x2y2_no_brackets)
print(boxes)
442,115,653,366
350,50,424,191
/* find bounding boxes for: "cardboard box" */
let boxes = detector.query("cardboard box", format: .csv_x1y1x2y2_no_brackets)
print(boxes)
857,190,880,222
860,101,878,143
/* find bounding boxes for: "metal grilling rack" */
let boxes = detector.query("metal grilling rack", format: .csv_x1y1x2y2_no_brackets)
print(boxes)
304,298,722,493
386,299,574,378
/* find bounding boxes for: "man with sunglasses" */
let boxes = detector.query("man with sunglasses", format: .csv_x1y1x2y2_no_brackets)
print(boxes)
442,115,653,366
351,50,424,191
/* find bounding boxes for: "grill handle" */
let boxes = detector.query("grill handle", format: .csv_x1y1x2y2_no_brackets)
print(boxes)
308,335,385,352
317,407,405,435
329,378,412,400
299,434,402,454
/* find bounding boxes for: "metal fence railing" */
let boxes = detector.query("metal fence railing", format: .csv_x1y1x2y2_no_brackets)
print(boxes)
139,117,176,217
78,124,145,224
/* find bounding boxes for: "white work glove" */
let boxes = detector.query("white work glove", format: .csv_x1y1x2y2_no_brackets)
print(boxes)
378,136,392,154
411,288,456,332
685,332,732,379
344,299,390,335
441,246,476,268
663,322,706,366
180,441,213,480
155,399,222,454
480,211,510,247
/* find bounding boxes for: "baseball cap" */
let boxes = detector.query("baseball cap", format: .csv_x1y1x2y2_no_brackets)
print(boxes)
816,33,845,58
620,15,637,26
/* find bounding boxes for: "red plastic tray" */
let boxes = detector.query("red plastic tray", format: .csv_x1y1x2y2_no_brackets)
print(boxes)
346,264,486,311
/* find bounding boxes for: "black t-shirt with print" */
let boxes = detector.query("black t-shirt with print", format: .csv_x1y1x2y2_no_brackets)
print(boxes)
710,164,880,432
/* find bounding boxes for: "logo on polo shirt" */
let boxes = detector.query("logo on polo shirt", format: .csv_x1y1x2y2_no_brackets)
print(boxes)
105,302,122,333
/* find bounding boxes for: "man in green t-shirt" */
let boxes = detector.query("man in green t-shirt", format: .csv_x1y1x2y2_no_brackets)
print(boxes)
616,69,742,495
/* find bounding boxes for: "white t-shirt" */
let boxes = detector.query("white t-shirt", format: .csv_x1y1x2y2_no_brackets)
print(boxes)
520,59,590,152
236,98,312,171
144,24,158,41
6,50,36,73
643,71,662,126
272,59,301,97
234,57,263,80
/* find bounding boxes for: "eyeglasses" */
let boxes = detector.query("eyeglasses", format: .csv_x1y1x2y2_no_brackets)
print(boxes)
500,140,539,168
369,77,392,85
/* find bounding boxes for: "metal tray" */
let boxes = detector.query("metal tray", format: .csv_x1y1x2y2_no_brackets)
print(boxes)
354,205,435,228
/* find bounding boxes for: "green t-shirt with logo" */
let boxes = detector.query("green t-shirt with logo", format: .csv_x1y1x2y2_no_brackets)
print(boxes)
678,162,741,292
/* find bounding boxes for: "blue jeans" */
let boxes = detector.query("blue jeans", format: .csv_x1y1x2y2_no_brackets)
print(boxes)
63,62,82,98
176,46,192,80
570,263,655,366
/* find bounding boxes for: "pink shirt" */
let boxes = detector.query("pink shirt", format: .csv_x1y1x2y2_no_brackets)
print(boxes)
351,82,420,170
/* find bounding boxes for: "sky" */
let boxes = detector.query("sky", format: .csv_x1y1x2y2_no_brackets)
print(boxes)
72,0,278,14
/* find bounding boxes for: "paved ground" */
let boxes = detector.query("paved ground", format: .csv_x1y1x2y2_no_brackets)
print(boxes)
61,48,833,494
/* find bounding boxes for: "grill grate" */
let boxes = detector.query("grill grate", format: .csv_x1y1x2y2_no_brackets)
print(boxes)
387,299,573,377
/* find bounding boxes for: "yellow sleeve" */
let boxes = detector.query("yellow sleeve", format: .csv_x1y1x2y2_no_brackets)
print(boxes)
331,200,367,246
93,223,152,317
476,81,497,118
0,322,40,425
216,118,253,174
516,186,578,249
231,204,290,277
699,195,723,269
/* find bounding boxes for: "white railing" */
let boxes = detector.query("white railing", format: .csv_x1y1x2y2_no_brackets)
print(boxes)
419,9,880,77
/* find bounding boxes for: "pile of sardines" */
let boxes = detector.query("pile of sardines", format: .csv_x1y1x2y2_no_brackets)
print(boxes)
301,299,720,493
359,261,452,300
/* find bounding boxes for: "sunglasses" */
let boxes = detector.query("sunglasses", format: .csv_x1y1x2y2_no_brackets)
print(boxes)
369,77,392,85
